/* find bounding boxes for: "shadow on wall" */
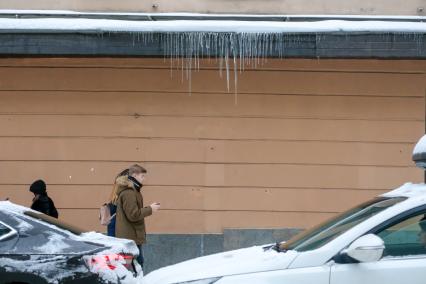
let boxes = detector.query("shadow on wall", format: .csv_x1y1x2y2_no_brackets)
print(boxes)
144,228,302,274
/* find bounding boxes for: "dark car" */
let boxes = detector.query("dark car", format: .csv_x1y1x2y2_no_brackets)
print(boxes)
0,201,143,284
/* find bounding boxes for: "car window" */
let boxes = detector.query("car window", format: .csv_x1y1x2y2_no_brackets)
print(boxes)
0,221,16,241
281,197,406,252
377,212,426,257
0,223,11,236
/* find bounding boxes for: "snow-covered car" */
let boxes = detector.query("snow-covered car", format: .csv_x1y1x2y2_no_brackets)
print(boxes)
143,136,426,284
0,201,143,284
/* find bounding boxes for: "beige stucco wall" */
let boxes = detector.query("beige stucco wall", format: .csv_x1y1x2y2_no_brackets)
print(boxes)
0,58,424,234
0,0,425,15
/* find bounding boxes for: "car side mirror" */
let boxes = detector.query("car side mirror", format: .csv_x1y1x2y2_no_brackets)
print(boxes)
343,234,385,263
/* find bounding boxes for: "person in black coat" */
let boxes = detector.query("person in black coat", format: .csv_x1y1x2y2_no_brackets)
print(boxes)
29,179,59,218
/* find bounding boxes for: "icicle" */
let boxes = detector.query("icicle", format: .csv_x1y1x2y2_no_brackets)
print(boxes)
233,50,238,105
127,31,290,96
225,42,230,93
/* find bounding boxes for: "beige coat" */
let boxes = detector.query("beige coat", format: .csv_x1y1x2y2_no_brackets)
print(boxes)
115,176,152,245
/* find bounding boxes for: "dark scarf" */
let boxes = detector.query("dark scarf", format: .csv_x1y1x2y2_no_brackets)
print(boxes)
128,176,142,192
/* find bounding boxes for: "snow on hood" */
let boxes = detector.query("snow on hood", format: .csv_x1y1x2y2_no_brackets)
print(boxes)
142,245,298,284
381,183,426,198
0,18,425,33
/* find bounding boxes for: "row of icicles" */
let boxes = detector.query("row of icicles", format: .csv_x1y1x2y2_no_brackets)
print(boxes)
133,32,304,103
126,31,424,103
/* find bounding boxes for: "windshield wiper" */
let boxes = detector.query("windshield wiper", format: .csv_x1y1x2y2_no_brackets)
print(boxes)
264,242,287,253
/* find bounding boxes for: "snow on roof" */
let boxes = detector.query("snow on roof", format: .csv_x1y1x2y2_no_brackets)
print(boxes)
381,183,426,198
0,18,425,33
0,9,85,15
0,10,425,21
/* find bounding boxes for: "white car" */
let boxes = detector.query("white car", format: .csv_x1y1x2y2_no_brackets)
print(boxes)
143,135,426,284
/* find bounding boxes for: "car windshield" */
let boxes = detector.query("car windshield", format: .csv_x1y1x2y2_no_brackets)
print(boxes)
24,211,85,235
280,197,406,252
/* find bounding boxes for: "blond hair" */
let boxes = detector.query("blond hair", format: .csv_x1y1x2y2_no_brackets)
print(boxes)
109,168,129,204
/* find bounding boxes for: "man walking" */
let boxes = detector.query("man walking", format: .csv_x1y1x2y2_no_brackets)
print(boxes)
115,164,160,268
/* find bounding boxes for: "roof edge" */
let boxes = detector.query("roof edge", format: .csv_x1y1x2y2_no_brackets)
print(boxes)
0,10,425,22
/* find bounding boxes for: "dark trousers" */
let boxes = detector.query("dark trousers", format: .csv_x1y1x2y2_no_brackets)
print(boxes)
137,245,144,268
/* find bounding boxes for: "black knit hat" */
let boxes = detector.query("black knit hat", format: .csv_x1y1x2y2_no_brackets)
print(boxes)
29,179,46,195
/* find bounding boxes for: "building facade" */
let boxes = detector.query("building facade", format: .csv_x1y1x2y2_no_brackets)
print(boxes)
0,2,425,272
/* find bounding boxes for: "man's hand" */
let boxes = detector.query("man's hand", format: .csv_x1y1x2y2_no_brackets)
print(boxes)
150,202,161,212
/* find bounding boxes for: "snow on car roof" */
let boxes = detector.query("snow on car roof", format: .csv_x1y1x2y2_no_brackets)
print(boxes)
0,200,30,214
0,200,143,282
0,200,139,255
381,183,426,198
413,135,426,156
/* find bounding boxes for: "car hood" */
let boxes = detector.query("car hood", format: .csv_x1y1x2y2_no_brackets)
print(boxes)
143,245,298,284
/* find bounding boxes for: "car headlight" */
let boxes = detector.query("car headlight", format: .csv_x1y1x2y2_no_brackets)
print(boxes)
175,277,222,284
